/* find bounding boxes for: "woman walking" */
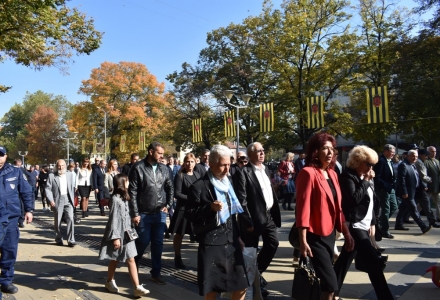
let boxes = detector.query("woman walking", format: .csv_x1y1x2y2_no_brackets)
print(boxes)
278,152,295,210
76,158,93,218
169,153,200,269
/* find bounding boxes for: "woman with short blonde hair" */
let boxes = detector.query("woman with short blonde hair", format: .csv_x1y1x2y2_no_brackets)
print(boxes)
346,146,378,169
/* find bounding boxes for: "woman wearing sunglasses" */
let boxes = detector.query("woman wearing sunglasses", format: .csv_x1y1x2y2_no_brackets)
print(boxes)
333,145,393,300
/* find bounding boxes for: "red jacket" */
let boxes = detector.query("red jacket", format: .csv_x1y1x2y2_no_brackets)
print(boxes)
278,160,294,180
296,166,344,236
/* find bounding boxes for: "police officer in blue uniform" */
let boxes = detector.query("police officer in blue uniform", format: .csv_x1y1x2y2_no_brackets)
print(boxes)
0,146,34,294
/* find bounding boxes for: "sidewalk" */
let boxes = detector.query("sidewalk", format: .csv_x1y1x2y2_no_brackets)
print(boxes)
7,198,440,299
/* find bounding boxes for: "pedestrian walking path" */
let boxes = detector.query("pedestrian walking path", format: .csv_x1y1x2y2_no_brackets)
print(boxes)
7,199,440,299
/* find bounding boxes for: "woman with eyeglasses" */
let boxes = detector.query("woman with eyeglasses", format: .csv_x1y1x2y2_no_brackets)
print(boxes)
295,132,354,300
333,145,393,299
76,158,93,218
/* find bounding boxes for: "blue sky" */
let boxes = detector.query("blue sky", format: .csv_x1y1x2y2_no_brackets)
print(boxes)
0,0,426,119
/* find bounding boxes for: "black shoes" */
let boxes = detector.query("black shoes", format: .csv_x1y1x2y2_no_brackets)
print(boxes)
174,256,186,269
422,225,432,234
394,226,409,231
68,242,76,248
383,232,394,239
261,287,270,297
56,241,64,246
287,207,294,211
260,275,268,287
282,204,287,210
430,223,440,228
1,283,18,294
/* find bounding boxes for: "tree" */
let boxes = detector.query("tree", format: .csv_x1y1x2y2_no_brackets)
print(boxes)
0,91,73,157
347,0,414,149
417,0,440,34
25,106,64,164
68,61,174,162
0,0,103,92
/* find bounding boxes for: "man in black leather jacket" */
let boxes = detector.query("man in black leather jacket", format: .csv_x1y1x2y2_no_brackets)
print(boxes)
128,141,174,285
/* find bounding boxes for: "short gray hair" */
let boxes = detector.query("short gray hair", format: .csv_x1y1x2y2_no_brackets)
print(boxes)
383,144,395,152
408,149,418,156
246,142,261,157
209,145,231,164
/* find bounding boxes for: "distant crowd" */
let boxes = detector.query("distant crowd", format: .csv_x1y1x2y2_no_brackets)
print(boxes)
1,137,440,299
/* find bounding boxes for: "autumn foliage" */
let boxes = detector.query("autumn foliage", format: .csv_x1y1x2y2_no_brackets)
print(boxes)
25,106,64,164
68,61,175,161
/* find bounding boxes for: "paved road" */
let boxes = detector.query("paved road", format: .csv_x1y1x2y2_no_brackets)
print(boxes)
7,197,440,299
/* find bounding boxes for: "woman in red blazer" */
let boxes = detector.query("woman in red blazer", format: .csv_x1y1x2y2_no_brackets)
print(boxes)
296,132,354,300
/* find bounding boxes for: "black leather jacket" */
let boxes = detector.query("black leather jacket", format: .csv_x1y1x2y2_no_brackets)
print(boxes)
128,159,174,217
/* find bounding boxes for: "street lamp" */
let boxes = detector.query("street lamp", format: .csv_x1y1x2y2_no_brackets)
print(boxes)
224,90,252,157
18,151,28,167
97,105,114,161
62,132,78,163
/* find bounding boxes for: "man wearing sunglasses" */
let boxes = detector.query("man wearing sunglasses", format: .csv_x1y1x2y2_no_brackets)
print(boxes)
0,146,34,294
230,151,248,177
234,142,281,296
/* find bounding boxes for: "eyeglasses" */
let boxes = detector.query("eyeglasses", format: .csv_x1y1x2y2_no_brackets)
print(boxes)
366,162,375,168
254,149,265,153
239,156,248,160
0,153,5,157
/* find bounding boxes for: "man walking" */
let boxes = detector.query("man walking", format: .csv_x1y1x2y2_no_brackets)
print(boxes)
395,150,431,234
425,146,440,222
234,142,281,294
45,159,76,247
194,149,210,177
122,153,139,176
373,144,398,239
0,146,34,294
230,151,248,177
128,142,174,285
93,160,107,216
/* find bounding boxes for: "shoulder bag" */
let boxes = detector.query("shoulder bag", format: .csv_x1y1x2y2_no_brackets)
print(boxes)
291,256,321,300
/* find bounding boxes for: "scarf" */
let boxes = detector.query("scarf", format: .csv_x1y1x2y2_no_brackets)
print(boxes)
207,169,244,225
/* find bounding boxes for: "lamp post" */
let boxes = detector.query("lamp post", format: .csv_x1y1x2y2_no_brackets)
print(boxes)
62,132,78,163
98,105,114,161
224,90,252,157
18,151,28,167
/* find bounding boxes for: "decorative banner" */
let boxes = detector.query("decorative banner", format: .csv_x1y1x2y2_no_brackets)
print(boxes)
81,140,86,154
105,139,110,153
139,131,146,151
307,96,325,129
192,118,203,143
366,86,389,124
92,139,97,154
120,135,126,152
260,102,274,132
224,110,236,137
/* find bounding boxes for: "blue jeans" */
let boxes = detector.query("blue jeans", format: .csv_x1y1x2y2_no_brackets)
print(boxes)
134,212,167,277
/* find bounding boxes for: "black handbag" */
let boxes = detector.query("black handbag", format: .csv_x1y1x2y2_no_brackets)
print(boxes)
292,256,321,300
124,227,139,243
288,222,300,248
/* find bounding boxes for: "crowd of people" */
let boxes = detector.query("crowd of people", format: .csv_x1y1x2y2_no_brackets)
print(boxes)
1,135,440,299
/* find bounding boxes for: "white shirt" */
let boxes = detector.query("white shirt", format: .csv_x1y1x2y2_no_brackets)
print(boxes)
250,162,274,210
76,168,91,188
59,173,68,196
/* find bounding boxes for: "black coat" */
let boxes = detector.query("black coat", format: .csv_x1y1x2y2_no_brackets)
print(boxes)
186,174,240,245
174,171,201,209
194,163,208,178
93,168,106,199
373,154,395,193
233,163,281,233
340,168,377,225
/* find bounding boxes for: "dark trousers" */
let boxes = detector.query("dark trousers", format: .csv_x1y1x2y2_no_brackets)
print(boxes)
334,227,393,300
395,196,428,231
416,189,437,224
0,218,20,286
241,215,279,274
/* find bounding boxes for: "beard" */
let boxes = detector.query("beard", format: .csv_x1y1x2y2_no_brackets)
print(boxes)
58,168,66,175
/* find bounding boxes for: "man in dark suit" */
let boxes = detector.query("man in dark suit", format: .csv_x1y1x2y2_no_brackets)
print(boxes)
194,149,210,177
93,160,107,216
122,153,139,176
395,150,431,234
234,142,281,292
293,152,305,182
373,144,397,239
